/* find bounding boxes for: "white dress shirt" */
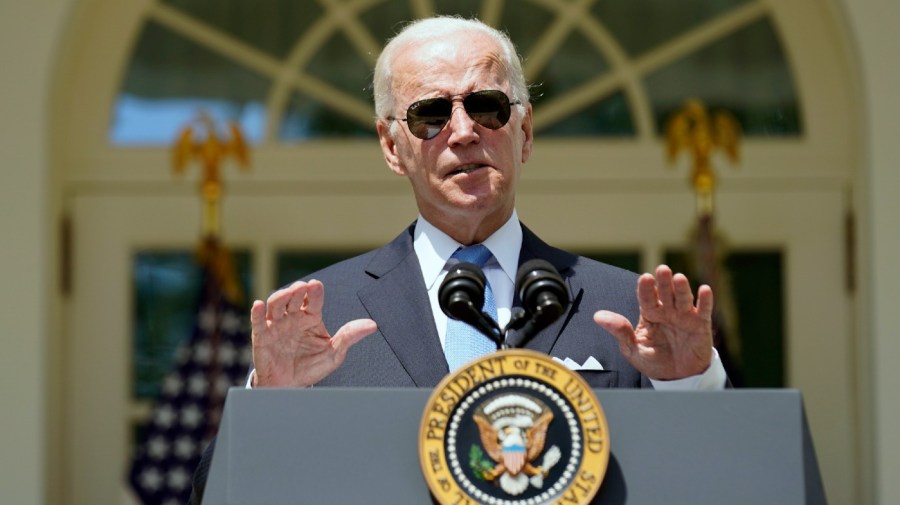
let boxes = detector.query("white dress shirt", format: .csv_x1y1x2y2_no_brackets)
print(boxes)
413,211,726,390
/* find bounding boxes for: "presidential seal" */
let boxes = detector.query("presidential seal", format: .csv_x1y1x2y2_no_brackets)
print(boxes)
419,349,609,505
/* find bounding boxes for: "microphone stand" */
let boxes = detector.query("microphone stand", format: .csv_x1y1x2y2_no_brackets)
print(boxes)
471,306,552,351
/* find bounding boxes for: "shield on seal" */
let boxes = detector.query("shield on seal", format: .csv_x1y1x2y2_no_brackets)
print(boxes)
502,444,526,474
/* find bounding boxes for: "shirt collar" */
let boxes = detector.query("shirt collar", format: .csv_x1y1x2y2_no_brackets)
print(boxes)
413,211,523,289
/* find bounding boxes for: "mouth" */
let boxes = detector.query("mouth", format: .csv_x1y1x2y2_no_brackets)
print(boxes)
446,163,488,177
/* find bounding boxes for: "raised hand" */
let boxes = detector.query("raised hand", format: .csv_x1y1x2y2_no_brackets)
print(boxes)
250,280,377,388
593,265,714,380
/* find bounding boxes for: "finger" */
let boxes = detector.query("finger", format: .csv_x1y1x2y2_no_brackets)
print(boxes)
696,284,714,321
593,310,637,353
267,283,301,319
301,280,325,317
250,300,267,337
672,273,695,311
284,281,307,314
331,319,378,357
654,265,675,307
636,273,660,312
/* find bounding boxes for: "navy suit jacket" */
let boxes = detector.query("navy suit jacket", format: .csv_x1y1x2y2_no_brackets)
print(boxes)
189,222,650,504
311,222,650,389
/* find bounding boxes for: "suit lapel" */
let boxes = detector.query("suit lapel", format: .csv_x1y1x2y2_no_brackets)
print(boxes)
357,226,449,387
509,225,582,355
355,223,582,385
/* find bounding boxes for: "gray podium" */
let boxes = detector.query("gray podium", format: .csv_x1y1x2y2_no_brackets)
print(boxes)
202,388,826,505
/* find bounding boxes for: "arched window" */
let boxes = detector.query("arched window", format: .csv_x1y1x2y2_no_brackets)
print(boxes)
111,0,800,144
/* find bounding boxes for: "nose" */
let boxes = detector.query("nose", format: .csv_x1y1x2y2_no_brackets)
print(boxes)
446,100,479,146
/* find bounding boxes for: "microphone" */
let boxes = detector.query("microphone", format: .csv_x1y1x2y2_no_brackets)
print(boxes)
438,262,502,346
512,259,570,346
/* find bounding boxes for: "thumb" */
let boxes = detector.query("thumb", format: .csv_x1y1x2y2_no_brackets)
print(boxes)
331,319,378,355
593,310,636,352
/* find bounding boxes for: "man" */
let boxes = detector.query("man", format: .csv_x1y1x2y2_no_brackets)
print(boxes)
191,15,725,503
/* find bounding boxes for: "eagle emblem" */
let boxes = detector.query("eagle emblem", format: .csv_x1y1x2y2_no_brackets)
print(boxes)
471,394,562,496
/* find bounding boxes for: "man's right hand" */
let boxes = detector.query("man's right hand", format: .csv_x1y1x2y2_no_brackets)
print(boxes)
250,280,377,388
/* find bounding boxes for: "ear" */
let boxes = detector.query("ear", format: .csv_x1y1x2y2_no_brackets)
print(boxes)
377,120,407,176
520,102,534,163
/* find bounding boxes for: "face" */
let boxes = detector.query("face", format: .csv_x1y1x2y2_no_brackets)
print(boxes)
376,31,533,243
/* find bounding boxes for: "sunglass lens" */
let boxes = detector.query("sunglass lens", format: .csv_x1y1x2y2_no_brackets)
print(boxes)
407,98,452,139
464,90,511,130
402,90,515,139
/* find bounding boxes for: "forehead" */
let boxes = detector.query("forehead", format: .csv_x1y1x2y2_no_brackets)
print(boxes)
391,32,508,104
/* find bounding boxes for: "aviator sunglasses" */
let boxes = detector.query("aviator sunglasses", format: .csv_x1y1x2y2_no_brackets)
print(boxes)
390,89,521,140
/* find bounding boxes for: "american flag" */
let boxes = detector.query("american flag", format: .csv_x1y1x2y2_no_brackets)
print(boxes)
128,245,252,505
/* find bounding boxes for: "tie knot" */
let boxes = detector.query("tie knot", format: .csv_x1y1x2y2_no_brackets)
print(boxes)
451,244,492,268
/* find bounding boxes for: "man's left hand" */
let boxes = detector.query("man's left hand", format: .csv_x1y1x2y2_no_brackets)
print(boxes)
593,264,714,380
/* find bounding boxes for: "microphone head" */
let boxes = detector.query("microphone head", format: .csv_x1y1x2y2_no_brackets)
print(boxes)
516,259,570,318
439,262,486,320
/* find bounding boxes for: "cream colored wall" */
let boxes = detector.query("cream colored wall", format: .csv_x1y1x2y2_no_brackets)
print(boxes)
840,0,900,503
1,0,898,504
0,1,72,504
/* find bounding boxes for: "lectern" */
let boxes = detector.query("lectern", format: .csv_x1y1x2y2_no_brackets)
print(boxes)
202,388,826,505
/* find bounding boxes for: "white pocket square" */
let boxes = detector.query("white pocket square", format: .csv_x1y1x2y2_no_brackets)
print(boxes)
552,356,604,371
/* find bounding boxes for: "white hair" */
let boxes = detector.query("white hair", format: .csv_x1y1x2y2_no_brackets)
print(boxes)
372,16,529,120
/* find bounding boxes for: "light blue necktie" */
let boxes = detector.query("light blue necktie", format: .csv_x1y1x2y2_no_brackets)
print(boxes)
444,245,498,371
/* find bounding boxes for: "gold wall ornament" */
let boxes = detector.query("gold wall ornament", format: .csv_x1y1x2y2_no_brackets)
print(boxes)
172,113,250,304
665,99,741,215
172,113,250,238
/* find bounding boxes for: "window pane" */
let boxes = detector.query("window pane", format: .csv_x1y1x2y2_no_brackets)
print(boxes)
111,20,270,145
279,91,376,140
161,0,323,59
279,31,378,141
132,249,252,399
593,0,752,57
358,1,416,46
499,1,557,58
306,33,373,99
646,18,801,136
533,30,611,98
538,90,634,137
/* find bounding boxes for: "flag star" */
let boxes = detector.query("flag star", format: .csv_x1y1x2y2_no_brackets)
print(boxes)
162,375,183,396
181,403,203,429
154,405,177,429
193,341,212,365
174,435,197,460
198,306,217,332
139,466,164,491
221,311,241,334
167,466,191,491
147,435,170,460
215,375,232,396
188,372,208,397
218,341,237,366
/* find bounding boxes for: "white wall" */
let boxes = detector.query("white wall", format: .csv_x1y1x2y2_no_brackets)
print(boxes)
0,1,72,504
839,0,900,503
